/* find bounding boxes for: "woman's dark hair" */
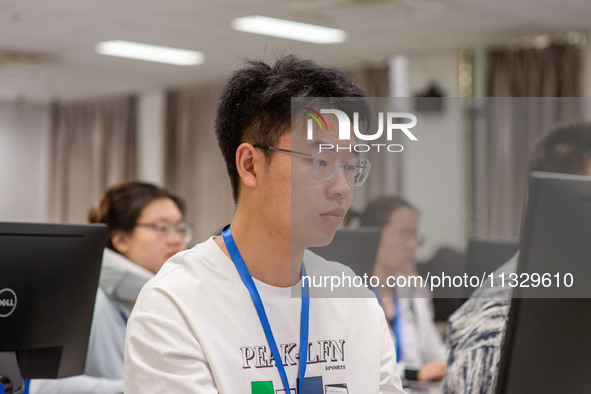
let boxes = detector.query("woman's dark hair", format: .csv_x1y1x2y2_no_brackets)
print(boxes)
359,196,416,228
88,181,186,250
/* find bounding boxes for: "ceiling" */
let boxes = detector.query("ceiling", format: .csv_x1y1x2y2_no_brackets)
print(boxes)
1,0,590,105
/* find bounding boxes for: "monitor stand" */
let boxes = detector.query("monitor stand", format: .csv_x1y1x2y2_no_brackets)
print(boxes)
0,352,25,394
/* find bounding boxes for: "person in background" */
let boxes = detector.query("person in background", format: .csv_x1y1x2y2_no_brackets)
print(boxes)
443,122,591,393
29,181,190,394
360,196,447,383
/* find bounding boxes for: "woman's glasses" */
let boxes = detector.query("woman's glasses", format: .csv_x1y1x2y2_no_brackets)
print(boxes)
135,222,193,244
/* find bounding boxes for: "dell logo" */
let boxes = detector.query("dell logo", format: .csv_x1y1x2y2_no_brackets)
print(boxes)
0,288,17,317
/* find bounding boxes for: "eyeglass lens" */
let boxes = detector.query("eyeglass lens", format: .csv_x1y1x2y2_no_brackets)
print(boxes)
313,151,370,186
170,224,192,244
157,223,192,244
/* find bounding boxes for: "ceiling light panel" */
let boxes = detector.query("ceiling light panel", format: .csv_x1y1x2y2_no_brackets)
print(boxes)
231,16,347,44
96,40,204,66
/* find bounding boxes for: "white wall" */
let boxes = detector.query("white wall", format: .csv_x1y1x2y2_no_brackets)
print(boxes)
0,102,50,222
397,51,466,261
399,42,591,263
407,51,460,98
137,90,166,186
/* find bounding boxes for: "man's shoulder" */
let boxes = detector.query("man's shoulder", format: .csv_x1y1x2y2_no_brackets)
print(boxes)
448,297,509,346
158,237,229,277
447,257,518,353
137,238,236,304
450,254,518,323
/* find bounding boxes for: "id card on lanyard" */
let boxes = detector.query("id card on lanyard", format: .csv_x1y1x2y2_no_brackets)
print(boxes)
222,225,309,394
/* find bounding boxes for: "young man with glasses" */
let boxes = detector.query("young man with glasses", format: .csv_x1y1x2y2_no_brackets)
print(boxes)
125,55,405,393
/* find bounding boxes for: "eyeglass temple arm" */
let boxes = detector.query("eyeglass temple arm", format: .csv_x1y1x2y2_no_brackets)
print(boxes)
252,144,314,158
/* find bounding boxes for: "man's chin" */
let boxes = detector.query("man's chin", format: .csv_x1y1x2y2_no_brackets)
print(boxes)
306,231,338,249
292,223,340,249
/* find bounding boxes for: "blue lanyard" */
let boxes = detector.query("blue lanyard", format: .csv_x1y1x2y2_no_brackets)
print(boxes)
222,225,309,394
392,297,402,362
373,289,402,362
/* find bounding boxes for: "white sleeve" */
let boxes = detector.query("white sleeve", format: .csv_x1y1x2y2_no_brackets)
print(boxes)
417,298,446,363
29,376,123,394
124,292,218,393
396,361,407,380
378,305,407,394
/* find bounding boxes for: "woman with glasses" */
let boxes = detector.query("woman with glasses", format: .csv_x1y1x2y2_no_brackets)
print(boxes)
360,196,446,386
29,181,190,394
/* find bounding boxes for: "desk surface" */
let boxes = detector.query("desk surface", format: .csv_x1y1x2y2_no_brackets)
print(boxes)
403,380,442,394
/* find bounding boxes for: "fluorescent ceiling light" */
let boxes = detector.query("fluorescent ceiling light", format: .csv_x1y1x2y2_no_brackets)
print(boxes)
231,16,346,44
95,40,204,66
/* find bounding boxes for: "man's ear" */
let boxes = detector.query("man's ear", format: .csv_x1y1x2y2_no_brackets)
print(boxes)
236,143,263,189
111,230,131,255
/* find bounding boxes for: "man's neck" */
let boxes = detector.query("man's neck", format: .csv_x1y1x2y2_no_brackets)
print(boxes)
215,211,305,287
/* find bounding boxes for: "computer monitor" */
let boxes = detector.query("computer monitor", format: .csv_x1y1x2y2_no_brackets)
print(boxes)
496,172,591,393
462,238,519,299
0,222,107,394
309,227,381,278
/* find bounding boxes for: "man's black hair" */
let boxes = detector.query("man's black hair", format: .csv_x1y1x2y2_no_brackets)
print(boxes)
215,54,369,202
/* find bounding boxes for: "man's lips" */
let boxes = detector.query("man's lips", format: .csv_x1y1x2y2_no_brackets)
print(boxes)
320,209,346,223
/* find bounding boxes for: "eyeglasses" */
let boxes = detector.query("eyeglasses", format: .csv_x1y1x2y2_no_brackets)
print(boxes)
253,144,371,186
135,222,193,244
398,230,424,248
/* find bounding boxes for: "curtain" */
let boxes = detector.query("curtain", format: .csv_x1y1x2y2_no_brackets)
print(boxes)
165,83,233,243
348,64,399,214
48,96,137,223
474,43,582,239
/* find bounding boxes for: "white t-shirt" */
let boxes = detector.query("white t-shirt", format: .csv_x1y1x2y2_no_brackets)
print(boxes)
396,296,446,372
125,237,405,393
